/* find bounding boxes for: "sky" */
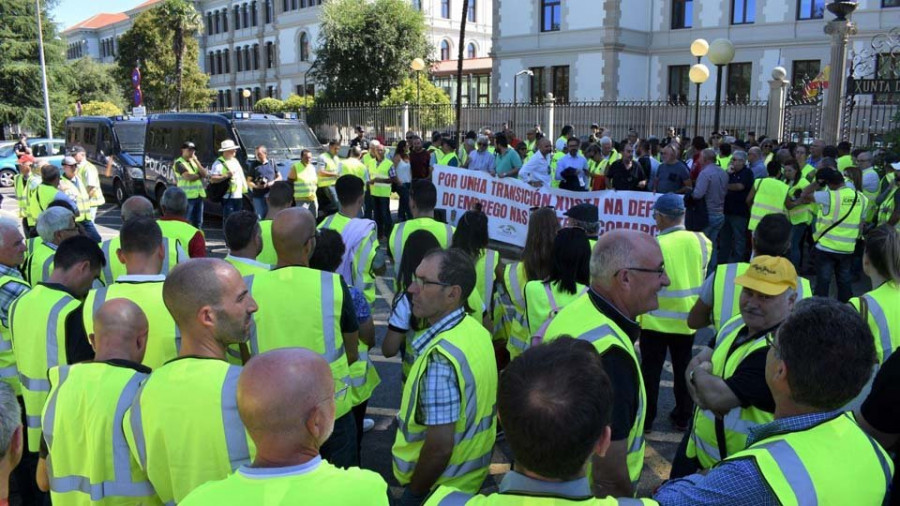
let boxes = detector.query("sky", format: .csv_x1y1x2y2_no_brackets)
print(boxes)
52,0,142,30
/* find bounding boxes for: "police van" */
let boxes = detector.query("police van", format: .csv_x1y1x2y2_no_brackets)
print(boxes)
64,116,148,206
142,112,323,208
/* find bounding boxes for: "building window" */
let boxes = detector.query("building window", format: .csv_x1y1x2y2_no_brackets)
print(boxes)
884,0,900,6
441,0,450,18
467,43,476,58
291,0,297,9
226,90,232,107
265,0,272,23
267,86,274,97
797,0,824,19
726,62,752,102
234,6,241,29
412,0,420,9
790,59,820,99
440,40,450,61
222,10,228,31
552,65,569,103
252,1,258,25
266,42,275,69
468,0,476,21
672,0,692,29
218,90,224,107
300,32,309,61
541,0,561,32
208,52,215,73
216,51,223,75
236,48,243,71
207,13,213,35
244,46,251,70
254,87,261,103
214,10,220,33
667,65,690,103
253,44,260,70
530,67,545,103
296,83,315,97
243,3,249,27
224,48,230,73
732,0,755,24
875,52,900,103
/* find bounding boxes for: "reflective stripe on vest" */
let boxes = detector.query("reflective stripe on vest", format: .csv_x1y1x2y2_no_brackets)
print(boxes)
481,250,497,307
814,187,863,252
43,366,155,501
642,231,709,334
291,162,317,201
853,282,900,364
175,157,206,199
748,178,789,231
878,187,899,230
102,237,176,285
531,284,588,346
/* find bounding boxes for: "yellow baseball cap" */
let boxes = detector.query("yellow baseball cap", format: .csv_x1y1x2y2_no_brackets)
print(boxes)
734,255,798,296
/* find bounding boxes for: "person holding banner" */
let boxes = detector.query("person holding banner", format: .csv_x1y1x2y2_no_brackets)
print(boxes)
519,138,553,188
556,137,590,191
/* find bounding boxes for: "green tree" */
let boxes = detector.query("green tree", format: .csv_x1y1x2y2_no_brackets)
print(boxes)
381,75,453,128
282,93,315,112
116,4,213,110
0,0,70,137
67,101,123,117
254,97,284,114
66,57,125,110
156,0,203,110
313,0,432,103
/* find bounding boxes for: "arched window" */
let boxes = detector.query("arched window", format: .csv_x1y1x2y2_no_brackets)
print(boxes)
265,0,272,23
222,9,228,31
467,43,476,59
234,5,241,29
251,1,258,26
208,51,215,73
299,32,309,61
224,48,230,73
440,40,450,61
242,3,249,27
244,45,251,70
468,0,476,21
253,44,260,70
216,50,222,75
236,47,243,71
214,10,220,33
206,13,213,35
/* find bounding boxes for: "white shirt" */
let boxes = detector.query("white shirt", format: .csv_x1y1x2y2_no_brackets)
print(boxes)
555,153,589,187
211,157,247,199
519,152,552,188
395,159,412,184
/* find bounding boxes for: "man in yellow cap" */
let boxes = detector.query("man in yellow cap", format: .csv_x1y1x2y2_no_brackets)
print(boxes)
672,256,798,477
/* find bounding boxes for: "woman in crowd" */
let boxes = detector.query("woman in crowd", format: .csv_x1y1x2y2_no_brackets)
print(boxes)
452,204,499,314
308,228,379,458
524,227,591,346
392,140,412,222
850,225,900,367
783,157,812,270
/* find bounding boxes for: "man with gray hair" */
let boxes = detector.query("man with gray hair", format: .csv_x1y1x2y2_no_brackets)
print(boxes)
544,230,670,497
158,187,206,258
692,148,729,270
0,382,23,504
463,135,495,174
720,149,754,264
24,207,79,285
747,147,767,179
0,217,29,392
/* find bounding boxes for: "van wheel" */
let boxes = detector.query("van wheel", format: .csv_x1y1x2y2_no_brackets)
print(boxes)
114,179,127,207
0,169,15,188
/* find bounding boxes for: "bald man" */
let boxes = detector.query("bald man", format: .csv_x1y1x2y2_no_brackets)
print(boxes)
85,217,181,369
544,230,670,498
181,348,389,505
100,196,186,285
38,299,157,504
123,259,258,505
245,208,361,468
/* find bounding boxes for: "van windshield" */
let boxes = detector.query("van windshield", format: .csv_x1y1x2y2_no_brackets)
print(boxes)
115,122,147,154
234,121,321,160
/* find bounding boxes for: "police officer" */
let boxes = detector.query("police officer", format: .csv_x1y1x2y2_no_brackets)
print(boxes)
173,141,208,229
640,194,711,433
850,225,900,365
800,166,866,302
100,196,184,285
158,187,206,259
84,217,180,369
180,348,390,505
392,249,497,505
123,259,258,505
657,298,890,505
426,338,656,506
59,155,101,242
224,211,270,276
687,214,811,333
70,146,104,223
23,207,81,286
389,179,454,268
10,236,103,488
677,256,797,476
544,230,670,498
38,299,156,505
246,208,360,469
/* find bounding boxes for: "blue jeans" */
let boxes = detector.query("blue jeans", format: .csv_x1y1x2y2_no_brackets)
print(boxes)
719,214,749,265
397,183,412,222
252,196,268,220
814,248,854,302
789,223,808,270
186,198,204,230
222,198,243,227
79,220,101,243
319,411,358,469
703,213,725,272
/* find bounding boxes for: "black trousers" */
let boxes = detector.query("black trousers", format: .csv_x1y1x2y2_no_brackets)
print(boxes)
639,329,694,429
319,411,358,469
351,400,369,467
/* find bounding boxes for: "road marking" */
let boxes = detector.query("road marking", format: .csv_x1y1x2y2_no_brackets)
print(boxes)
376,276,395,302
643,444,673,481
367,406,399,417
646,431,687,444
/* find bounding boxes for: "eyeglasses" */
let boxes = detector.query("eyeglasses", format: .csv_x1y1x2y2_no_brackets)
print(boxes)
412,274,451,288
616,265,666,277
764,333,781,356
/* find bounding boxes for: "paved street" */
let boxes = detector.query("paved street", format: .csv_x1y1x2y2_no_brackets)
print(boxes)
0,187,696,498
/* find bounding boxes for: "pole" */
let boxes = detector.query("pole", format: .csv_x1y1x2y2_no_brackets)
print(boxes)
694,83,701,139
416,70,421,135
513,75,518,132
36,0,53,139
713,64,724,135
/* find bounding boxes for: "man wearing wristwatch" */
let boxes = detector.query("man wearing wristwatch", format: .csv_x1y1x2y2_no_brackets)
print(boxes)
672,255,798,478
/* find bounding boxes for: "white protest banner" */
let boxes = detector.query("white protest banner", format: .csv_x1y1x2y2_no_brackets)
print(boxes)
434,166,660,248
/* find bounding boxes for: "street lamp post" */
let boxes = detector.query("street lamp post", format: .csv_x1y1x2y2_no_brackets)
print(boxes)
411,58,426,135
689,64,710,139
708,38,735,136
513,69,533,133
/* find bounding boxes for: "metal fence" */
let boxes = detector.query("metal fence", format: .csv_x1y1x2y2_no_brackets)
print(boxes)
843,102,899,148
305,101,770,145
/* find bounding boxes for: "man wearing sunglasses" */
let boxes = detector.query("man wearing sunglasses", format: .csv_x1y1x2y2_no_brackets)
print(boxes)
393,249,497,506
675,255,797,478
544,229,670,498
181,348,390,505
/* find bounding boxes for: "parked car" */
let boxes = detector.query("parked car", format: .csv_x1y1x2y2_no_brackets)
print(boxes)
142,112,324,211
65,116,148,206
0,138,65,187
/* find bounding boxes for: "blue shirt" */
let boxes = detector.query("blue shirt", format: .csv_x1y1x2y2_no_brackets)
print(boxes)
555,153,589,187
410,308,466,426
654,410,845,506
466,149,495,174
